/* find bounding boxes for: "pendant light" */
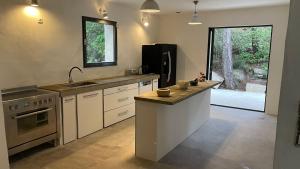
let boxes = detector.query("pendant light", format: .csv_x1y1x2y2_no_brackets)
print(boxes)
140,0,160,13
188,0,202,25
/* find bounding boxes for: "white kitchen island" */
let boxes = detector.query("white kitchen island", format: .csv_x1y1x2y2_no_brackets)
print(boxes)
134,81,220,161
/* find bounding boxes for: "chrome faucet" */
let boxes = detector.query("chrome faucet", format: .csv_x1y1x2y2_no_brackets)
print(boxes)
68,66,83,83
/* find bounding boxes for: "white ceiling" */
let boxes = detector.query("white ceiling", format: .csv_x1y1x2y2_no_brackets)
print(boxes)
109,0,290,13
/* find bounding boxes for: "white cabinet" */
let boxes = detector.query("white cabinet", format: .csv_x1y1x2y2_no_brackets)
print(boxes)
104,103,135,127
152,79,159,91
104,83,138,95
104,84,138,127
104,88,138,111
139,80,153,95
62,96,77,144
59,78,159,140
77,90,103,138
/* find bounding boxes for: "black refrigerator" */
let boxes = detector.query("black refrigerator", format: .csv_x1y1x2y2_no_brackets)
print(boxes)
142,44,177,88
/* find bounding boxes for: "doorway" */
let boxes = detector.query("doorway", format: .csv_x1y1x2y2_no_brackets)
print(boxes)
207,25,273,112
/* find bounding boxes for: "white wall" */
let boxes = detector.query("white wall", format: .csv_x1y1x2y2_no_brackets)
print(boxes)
0,0,159,89
0,1,159,168
158,5,289,115
274,0,300,168
0,95,9,169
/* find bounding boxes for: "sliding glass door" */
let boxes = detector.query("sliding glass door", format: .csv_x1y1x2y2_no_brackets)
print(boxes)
207,25,273,112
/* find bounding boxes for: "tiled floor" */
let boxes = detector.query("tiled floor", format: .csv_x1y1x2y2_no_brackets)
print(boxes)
10,106,276,169
211,89,266,111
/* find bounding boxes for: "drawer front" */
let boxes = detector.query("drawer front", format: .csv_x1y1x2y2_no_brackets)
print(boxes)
104,103,135,127
104,83,138,96
104,88,138,111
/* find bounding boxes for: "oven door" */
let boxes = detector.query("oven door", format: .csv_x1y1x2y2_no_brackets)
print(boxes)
5,107,57,149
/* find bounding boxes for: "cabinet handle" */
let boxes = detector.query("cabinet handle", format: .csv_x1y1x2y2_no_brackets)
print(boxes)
118,110,128,117
118,97,129,102
64,98,74,103
83,93,98,98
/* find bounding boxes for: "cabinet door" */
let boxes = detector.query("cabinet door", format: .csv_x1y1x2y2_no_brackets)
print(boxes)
77,90,103,138
62,96,77,144
152,79,159,91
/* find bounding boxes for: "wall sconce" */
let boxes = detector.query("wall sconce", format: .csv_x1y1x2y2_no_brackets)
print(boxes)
99,8,109,19
24,0,43,24
30,0,39,7
141,13,150,27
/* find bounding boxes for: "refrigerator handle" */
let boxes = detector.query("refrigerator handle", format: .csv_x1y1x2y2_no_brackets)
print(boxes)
167,51,172,83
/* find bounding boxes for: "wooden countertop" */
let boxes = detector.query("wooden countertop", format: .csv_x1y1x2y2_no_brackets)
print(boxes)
134,81,220,105
41,74,160,97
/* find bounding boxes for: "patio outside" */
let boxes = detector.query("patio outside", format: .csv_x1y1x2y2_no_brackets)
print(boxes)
208,26,272,112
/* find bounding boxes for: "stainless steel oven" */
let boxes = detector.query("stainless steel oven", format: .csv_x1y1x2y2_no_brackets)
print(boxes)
2,86,59,156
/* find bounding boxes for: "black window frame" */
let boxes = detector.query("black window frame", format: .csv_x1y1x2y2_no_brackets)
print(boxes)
82,16,118,68
206,25,274,113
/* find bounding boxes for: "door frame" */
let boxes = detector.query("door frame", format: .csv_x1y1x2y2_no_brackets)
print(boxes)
206,25,274,112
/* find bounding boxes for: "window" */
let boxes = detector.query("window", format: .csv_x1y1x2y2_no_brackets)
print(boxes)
82,16,117,67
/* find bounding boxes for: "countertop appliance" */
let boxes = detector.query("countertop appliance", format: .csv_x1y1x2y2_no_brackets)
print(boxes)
1,86,59,156
142,44,177,88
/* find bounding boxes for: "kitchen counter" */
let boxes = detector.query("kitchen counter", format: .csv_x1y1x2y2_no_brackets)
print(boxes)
135,80,219,161
41,74,159,97
134,81,220,105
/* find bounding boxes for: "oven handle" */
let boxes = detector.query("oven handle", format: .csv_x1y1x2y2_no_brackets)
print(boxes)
14,108,53,120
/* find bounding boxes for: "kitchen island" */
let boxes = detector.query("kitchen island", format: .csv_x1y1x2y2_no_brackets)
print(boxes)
134,81,220,161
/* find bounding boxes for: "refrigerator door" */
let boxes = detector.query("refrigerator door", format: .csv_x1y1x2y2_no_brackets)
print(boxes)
142,44,177,88
159,45,177,88
160,52,170,88
167,51,172,83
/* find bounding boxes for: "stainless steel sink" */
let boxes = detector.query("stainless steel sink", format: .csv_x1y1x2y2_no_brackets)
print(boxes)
64,81,97,88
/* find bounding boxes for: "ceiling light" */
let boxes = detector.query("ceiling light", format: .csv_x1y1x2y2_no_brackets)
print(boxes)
188,13,202,25
188,0,202,25
140,0,160,13
30,0,39,7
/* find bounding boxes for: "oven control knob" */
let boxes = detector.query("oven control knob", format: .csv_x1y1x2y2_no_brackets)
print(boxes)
34,101,37,106
39,100,43,105
48,98,53,103
44,99,48,104
9,105,13,111
14,105,18,110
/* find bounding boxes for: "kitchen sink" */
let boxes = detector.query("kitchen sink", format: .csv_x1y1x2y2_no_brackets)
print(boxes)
64,81,97,88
